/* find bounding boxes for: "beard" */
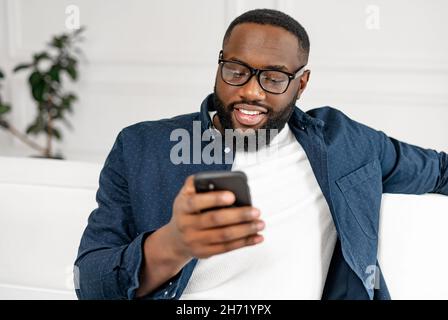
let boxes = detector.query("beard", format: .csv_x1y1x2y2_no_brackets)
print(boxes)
212,87,298,151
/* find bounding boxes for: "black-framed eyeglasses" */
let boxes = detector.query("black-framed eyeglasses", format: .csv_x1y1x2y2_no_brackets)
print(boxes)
218,50,306,94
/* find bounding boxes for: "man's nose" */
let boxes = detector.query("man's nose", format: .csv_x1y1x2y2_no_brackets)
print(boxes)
238,74,266,101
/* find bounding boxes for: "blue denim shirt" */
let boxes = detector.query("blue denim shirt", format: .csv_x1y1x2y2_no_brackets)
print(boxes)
75,93,448,300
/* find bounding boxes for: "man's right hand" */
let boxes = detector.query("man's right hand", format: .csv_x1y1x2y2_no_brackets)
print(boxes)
136,174,264,297
166,175,265,260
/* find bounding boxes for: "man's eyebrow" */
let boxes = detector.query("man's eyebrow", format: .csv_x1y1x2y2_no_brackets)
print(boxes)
228,56,290,72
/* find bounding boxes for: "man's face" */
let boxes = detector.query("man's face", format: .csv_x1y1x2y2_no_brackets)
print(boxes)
214,23,310,139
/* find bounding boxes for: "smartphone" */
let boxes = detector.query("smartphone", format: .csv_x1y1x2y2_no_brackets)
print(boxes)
194,171,252,209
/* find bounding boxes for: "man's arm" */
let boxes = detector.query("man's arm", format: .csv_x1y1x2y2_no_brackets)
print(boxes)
74,130,263,300
134,223,190,298
74,130,169,300
378,131,448,195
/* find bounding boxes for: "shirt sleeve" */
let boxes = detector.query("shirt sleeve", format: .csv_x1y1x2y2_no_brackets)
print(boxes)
378,130,448,196
74,130,183,299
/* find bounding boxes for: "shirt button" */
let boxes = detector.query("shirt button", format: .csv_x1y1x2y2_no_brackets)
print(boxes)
169,282,173,286
224,147,231,153
164,291,168,296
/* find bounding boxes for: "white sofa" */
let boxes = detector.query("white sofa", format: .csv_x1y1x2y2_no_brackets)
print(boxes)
0,156,101,299
0,155,447,299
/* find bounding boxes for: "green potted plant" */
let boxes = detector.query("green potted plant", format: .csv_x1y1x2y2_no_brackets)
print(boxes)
0,69,11,125
0,27,85,159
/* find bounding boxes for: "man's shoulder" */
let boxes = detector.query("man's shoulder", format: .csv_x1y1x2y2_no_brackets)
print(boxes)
125,112,199,131
120,112,200,139
306,106,353,126
306,106,379,136
304,106,385,154
108,112,201,158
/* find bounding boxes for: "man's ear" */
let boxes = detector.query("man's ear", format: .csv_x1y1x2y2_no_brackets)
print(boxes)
297,70,311,98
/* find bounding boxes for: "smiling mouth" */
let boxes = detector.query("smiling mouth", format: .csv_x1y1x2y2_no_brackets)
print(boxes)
232,104,268,127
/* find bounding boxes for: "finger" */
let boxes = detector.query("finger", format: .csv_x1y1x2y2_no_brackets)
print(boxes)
182,191,235,214
198,234,264,258
197,220,265,244
181,175,196,195
196,206,260,229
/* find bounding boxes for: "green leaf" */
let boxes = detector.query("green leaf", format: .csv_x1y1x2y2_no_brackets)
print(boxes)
65,65,77,81
73,26,86,36
28,72,50,102
53,128,62,140
48,65,61,83
50,34,68,49
64,103,73,113
47,126,62,140
60,93,77,114
27,115,46,135
13,63,32,73
51,107,62,119
0,103,11,115
31,82,48,102
33,52,50,63
62,93,77,104
66,93,77,101
26,123,39,135
28,71,43,86
0,119,9,129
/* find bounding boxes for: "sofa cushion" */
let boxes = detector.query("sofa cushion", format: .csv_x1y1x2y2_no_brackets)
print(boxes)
0,156,447,299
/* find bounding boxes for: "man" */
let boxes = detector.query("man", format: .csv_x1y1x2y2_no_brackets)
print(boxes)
74,9,448,300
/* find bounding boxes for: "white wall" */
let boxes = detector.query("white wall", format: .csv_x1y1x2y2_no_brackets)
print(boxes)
0,0,447,163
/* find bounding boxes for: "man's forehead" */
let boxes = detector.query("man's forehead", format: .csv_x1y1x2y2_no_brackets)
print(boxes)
223,23,301,68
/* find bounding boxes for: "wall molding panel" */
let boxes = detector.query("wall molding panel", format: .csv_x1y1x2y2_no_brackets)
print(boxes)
1,0,447,161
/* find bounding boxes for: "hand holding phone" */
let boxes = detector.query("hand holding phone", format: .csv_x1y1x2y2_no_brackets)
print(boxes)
164,172,264,260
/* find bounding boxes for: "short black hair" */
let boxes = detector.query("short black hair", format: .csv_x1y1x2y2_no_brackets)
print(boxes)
223,9,310,62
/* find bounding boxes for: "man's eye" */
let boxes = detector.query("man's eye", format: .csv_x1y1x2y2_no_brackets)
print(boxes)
263,76,284,84
231,71,246,78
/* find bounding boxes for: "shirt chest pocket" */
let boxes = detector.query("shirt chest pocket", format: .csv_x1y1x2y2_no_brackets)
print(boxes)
336,160,383,240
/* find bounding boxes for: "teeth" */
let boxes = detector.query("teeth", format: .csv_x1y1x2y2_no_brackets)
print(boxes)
239,109,261,115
